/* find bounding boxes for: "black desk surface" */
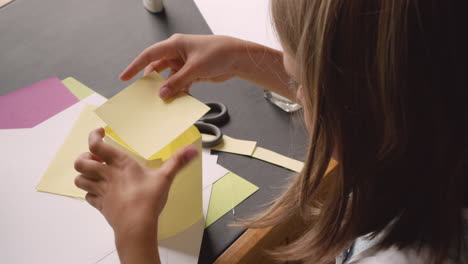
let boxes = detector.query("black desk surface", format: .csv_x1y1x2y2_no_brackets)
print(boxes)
0,0,308,263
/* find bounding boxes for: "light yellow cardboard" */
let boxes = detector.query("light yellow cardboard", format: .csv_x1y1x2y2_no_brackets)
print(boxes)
104,125,203,240
37,75,205,240
95,72,210,159
0,0,14,8
203,133,304,172
203,134,257,156
252,146,304,172
62,77,95,100
205,171,259,228
103,133,163,169
36,105,105,198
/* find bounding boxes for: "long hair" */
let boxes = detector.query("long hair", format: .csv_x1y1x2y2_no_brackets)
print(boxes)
249,1,467,263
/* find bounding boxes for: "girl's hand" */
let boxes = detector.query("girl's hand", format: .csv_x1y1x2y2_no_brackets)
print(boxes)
120,34,243,99
73,128,198,263
119,34,295,101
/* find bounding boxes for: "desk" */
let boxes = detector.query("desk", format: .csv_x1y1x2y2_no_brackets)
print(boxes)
0,0,308,263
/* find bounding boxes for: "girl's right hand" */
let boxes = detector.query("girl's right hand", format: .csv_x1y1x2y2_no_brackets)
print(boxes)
120,34,243,99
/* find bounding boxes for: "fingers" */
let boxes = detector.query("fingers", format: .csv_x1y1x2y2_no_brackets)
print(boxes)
180,86,192,96
74,152,106,180
85,193,102,210
160,64,197,99
143,62,157,76
158,145,199,184
88,128,124,165
144,59,183,76
75,174,101,195
120,40,177,81
169,69,192,95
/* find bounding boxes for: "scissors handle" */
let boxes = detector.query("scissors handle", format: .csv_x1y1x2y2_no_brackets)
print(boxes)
199,102,229,126
195,121,223,148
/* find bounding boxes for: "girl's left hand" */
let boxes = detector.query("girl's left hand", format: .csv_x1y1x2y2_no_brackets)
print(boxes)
73,127,198,240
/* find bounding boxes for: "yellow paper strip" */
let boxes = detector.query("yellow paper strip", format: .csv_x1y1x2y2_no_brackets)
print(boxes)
205,171,259,228
251,146,304,172
36,105,105,198
95,72,210,159
62,77,95,100
206,134,257,156
204,133,304,172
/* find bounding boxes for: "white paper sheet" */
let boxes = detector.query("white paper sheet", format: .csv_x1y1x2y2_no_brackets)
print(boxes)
193,0,281,50
0,93,114,264
202,184,213,219
98,151,223,264
202,150,229,187
99,218,205,264
0,94,229,264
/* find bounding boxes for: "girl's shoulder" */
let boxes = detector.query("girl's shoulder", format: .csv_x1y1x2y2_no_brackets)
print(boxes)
345,244,451,264
337,209,468,264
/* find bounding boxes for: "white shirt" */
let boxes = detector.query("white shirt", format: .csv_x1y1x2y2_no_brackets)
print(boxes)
336,209,468,264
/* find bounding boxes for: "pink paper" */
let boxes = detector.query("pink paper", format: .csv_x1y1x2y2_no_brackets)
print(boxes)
0,77,79,128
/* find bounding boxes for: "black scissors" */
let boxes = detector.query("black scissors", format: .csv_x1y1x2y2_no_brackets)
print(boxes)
195,102,229,148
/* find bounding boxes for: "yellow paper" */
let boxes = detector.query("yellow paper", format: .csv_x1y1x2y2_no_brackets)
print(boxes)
103,134,163,169
204,134,257,156
95,72,210,159
62,77,95,100
205,171,259,228
36,105,105,198
203,133,303,172
252,146,304,172
104,125,203,240
0,0,15,8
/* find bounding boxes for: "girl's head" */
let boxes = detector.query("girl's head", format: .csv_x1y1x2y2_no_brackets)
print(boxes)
253,0,467,263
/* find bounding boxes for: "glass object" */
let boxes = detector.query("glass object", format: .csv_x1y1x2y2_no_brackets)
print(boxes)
264,90,302,113
143,0,164,13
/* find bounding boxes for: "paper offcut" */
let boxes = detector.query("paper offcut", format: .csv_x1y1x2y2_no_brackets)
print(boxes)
205,171,259,228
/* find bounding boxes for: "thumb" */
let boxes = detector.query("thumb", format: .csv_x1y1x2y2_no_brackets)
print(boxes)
157,145,199,184
159,64,196,99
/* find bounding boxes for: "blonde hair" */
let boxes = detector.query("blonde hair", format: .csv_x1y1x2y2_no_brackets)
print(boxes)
249,1,467,263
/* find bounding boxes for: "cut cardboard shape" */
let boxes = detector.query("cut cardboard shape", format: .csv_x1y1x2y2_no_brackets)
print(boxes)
252,146,304,172
104,125,203,241
0,77,78,129
203,134,257,156
62,77,95,100
95,72,208,239
36,105,105,198
205,171,259,228
95,72,210,159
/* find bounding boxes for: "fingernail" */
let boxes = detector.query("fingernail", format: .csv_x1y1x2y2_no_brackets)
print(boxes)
119,72,128,81
159,86,171,99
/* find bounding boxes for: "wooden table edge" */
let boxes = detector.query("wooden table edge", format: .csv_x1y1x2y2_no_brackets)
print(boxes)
214,160,338,264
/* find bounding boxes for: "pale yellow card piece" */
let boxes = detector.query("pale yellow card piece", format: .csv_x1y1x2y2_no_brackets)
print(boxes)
105,126,203,240
36,105,105,198
252,146,304,172
103,134,163,169
205,171,259,228
62,77,95,100
0,0,15,8
203,133,303,172
95,72,210,159
207,134,257,156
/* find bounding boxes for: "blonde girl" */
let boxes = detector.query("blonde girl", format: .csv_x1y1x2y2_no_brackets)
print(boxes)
74,0,467,263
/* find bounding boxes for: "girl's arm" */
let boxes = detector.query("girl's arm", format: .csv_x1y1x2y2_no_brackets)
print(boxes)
73,128,198,264
119,34,294,100
234,41,293,99
115,225,160,264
